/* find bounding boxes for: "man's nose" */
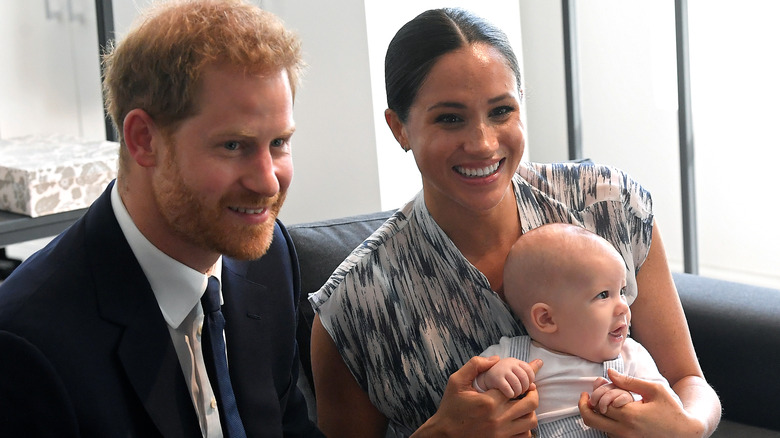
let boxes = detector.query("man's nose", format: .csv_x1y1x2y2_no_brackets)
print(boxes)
242,149,280,196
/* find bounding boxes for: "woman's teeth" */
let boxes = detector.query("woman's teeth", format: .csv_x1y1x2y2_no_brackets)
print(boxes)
455,161,500,178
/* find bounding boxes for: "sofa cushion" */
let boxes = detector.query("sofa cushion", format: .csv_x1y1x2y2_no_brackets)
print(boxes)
674,272,780,431
288,210,395,297
287,210,395,396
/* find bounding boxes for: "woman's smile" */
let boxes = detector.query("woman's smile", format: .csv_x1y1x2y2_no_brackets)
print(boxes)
454,159,503,178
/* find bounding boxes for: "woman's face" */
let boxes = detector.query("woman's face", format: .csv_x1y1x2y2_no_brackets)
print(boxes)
392,43,525,218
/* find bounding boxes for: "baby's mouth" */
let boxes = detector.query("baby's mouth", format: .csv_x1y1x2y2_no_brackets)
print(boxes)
609,324,627,339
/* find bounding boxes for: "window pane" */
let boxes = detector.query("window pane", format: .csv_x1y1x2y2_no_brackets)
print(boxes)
689,0,780,288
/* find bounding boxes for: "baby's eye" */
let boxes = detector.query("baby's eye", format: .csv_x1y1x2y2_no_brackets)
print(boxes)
596,291,609,299
620,287,627,296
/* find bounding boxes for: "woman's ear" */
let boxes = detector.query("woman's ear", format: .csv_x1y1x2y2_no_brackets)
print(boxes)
530,303,557,334
123,108,159,168
384,109,410,152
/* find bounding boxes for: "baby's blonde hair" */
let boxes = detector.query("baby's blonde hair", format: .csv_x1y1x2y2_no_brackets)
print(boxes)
503,223,623,326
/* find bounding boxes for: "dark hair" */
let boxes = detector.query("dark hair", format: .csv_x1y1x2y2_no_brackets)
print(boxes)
384,8,522,122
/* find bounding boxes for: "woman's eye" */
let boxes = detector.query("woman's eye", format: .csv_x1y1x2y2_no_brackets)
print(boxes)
490,106,515,118
224,141,240,151
435,114,462,124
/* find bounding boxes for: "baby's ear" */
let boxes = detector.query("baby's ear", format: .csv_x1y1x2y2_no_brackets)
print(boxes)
530,303,557,333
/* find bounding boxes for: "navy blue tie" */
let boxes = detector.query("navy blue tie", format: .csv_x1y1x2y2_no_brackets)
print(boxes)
201,276,247,438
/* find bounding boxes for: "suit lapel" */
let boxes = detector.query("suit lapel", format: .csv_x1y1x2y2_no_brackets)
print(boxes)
85,182,200,437
220,223,300,436
222,258,280,436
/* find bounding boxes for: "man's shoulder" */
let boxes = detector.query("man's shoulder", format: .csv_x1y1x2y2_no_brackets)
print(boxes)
0,209,110,333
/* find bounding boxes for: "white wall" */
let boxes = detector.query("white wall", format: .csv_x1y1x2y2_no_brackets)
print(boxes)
0,0,104,140
4,0,777,289
258,0,383,223
687,0,780,287
575,2,685,271
517,0,568,164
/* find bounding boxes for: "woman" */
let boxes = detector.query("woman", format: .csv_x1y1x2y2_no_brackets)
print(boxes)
310,8,721,437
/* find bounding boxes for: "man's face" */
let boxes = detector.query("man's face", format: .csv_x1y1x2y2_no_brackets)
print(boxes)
152,64,294,261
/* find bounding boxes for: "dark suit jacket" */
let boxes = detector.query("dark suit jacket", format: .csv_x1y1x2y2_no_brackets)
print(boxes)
0,182,321,437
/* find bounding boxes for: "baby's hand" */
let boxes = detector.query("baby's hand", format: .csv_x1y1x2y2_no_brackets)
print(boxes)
473,357,539,399
588,376,636,414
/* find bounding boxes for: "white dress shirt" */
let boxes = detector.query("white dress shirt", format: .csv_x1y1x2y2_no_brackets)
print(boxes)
111,184,224,437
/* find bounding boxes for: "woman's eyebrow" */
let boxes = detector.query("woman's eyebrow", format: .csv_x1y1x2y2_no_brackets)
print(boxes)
427,94,516,112
427,101,466,112
487,93,515,104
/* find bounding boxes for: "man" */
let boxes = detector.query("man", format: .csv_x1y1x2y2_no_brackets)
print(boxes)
0,1,321,436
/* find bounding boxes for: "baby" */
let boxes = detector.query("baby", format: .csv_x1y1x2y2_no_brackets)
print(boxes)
474,223,680,436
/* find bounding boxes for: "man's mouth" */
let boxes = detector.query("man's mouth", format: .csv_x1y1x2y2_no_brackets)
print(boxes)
454,159,503,178
229,206,267,215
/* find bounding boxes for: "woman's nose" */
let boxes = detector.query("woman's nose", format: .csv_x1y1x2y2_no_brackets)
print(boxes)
465,122,499,155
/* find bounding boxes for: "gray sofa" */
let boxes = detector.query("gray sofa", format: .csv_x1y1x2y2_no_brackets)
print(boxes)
288,211,780,437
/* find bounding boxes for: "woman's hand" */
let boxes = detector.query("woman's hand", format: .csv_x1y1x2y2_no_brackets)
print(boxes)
414,356,543,438
474,356,539,399
578,369,707,438
588,375,635,414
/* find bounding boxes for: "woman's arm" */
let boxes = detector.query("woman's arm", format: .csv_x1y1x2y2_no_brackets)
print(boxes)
312,315,542,437
579,221,721,437
311,315,388,437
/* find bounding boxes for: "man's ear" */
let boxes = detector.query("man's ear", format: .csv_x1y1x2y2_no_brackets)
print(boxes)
530,303,557,334
123,108,160,168
384,109,410,152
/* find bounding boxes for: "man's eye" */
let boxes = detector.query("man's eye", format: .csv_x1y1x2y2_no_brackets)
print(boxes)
224,141,240,151
271,138,286,147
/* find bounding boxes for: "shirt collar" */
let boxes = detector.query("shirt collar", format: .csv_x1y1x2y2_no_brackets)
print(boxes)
111,183,222,329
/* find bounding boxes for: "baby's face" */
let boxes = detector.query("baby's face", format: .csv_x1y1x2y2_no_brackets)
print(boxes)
547,252,630,363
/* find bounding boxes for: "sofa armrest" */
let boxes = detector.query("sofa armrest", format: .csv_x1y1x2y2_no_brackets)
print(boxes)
674,272,780,432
